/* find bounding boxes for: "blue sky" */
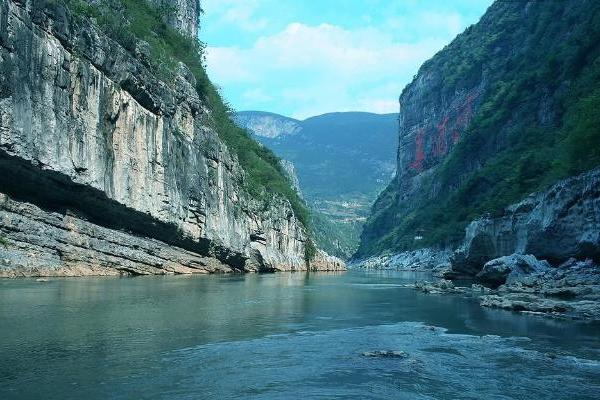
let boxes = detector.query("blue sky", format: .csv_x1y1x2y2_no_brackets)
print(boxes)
201,0,493,119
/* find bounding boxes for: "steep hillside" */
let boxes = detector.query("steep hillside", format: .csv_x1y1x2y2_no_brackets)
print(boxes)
236,111,398,258
0,0,344,276
234,111,302,139
356,0,600,259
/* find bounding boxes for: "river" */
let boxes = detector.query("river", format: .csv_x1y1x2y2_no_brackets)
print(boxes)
1,271,599,399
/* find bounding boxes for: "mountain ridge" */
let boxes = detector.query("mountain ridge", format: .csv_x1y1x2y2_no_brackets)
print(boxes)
236,110,398,259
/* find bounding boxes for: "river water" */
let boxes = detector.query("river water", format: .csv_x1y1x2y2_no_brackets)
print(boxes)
1,271,599,399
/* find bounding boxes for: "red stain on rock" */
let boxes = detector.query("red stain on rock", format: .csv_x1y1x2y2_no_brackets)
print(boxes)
452,130,461,144
434,116,449,156
409,91,480,171
410,128,426,171
453,92,478,144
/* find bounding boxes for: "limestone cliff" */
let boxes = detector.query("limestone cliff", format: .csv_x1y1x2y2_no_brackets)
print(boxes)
154,0,200,38
356,0,600,262
451,167,600,277
0,0,344,276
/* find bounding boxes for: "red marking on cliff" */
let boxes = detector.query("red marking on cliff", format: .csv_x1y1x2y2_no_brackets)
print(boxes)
452,130,460,144
457,93,477,128
434,116,449,156
453,92,479,145
410,128,426,171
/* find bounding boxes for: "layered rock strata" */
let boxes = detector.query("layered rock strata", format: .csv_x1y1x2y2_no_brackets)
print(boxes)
0,0,344,276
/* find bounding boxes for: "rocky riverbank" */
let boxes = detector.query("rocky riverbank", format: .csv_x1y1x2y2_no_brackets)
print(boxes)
408,255,600,321
353,166,600,320
350,248,451,271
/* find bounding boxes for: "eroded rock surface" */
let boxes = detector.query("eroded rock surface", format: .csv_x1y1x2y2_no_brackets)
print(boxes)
476,254,550,287
352,248,451,271
0,0,343,276
451,167,600,277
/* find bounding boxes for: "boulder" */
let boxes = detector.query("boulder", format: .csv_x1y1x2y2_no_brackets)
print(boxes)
432,262,453,278
362,350,409,359
476,254,550,286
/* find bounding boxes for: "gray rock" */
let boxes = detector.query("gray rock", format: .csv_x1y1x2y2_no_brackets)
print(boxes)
234,112,302,139
308,250,346,272
353,248,451,271
478,260,600,320
480,294,570,314
451,167,600,276
414,279,465,294
432,262,453,278
476,254,550,286
0,0,342,276
471,284,493,294
362,350,409,359
279,160,303,198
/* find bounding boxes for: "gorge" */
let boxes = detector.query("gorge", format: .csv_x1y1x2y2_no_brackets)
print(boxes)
235,111,398,259
1,0,600,399
0,0,344,276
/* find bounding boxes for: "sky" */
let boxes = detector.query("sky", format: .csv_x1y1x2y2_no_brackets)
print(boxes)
201,0,493,120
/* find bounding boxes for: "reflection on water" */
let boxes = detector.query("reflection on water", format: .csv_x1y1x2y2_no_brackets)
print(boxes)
1,271,599,399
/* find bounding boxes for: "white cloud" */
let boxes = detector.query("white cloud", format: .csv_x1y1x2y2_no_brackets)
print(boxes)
205,22,445,118
242,88,272,103
209,23,443,78
202,0,268,32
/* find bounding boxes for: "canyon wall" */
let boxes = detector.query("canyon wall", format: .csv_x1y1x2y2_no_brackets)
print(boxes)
0,0,343,276
452,167,600,276
356,0,600,266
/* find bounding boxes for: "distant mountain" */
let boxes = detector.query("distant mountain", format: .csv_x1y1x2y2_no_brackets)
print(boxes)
236,111,398,258
234,112,301,139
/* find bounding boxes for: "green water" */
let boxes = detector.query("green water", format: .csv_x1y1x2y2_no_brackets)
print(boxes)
1,271,599,399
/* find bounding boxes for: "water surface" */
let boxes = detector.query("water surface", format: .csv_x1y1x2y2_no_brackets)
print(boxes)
1,271,599,399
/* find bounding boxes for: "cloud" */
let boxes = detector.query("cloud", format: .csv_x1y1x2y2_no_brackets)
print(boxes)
242,88,273,103
210,22,443,78
202,0,269,32
201,1,493,118
206,22,445,118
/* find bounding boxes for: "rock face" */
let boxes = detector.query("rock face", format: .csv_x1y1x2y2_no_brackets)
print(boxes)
452,167,600,276
234,112,302,139
158,0,200,38
476,254,550,287
352,248,450,271
308,249,346,272
0,0,342,276
480,258,600,320
356,0,600,260
279,159,302,198
0,193,232,277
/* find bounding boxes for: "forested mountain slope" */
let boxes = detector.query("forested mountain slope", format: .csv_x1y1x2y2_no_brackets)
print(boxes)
356,0,600,259
236,111,398,259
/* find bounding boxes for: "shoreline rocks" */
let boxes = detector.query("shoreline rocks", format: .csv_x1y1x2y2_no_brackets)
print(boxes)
351,248,451,271
404,255,600,321
451,167,600,277
476,254,550,287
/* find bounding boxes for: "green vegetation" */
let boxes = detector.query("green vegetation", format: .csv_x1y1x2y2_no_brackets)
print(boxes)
238,112,398,260
360,0,600,256
59,0,312,257
0,235,8,249
312,212,363,260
